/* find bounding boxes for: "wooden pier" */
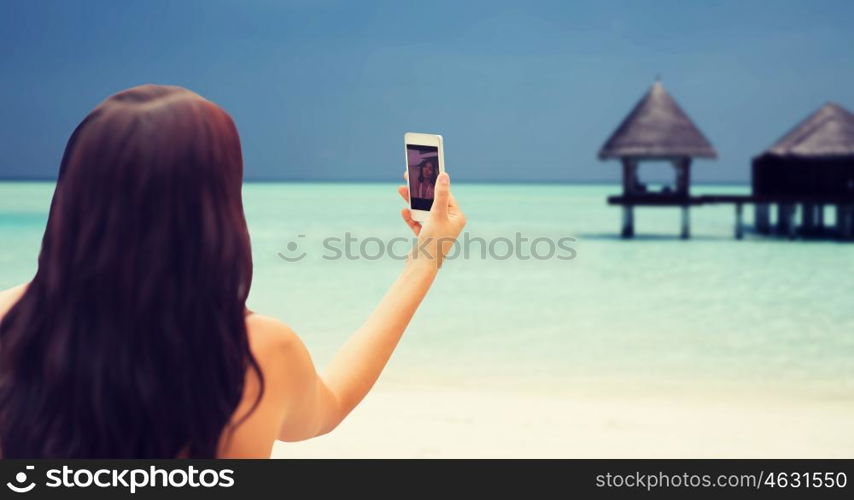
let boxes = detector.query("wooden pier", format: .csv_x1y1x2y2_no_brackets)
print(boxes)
607,194,854,240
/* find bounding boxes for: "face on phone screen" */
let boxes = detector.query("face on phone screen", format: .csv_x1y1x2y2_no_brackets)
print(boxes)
406,144,439,211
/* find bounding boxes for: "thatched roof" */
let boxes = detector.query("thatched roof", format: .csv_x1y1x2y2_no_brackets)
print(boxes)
599,81,717,160
761,102,854,158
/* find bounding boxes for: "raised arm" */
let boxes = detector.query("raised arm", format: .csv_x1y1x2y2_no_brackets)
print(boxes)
277,172,465,441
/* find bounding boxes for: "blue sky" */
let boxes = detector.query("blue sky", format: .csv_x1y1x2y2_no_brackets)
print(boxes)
1,0,853,182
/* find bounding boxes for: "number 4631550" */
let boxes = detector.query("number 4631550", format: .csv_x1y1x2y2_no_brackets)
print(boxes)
764,472,847,488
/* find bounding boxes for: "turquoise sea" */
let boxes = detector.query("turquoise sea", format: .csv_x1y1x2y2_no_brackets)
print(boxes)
1,182,853,395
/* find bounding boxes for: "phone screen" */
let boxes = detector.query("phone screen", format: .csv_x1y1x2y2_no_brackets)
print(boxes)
406,144,439,211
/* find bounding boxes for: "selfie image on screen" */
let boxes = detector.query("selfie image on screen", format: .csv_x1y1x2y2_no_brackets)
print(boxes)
407,145,439,211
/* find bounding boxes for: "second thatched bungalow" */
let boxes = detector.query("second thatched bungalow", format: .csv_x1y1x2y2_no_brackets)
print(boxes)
752,102,854,238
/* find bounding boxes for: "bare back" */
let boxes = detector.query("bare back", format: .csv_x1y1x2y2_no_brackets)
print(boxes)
0,284,305,458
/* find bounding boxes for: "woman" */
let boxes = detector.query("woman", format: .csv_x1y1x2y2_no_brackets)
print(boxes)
415,159,438,199
0,85,465,458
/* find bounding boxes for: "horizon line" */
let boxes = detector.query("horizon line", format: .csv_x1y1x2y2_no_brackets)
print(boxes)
0,177,753,185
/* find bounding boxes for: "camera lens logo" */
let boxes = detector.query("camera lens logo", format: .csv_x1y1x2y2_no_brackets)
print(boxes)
7,465,36,493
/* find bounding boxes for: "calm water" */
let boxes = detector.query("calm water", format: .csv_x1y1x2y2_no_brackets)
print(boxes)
1,182,853,394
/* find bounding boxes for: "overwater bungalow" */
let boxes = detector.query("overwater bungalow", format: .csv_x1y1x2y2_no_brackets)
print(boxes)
752,102,854,238
599,80,717,238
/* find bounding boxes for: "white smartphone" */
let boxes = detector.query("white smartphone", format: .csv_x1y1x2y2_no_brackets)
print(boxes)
404,132,445,222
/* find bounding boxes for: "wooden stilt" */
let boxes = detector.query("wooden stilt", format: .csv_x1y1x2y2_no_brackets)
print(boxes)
839,205,853,240
787,204,797,240
816,204,824,231
735,203,744,240
802,203,815,233
776,203,795,238
754,203,770,234
622,205,634,238
681,206,690,239
776,203,787,234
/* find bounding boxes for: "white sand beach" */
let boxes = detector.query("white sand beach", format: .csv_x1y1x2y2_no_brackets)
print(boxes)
273,382,854,458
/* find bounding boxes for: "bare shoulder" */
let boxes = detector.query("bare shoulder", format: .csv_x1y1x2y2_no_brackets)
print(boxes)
0,283,28,320
245,313,307,361
243,313,316,398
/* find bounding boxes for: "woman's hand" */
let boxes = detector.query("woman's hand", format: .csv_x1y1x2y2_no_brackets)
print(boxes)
398,172,466,268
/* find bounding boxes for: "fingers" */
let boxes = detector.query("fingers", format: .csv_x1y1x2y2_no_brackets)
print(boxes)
401,208,421,235
399,185,421,235
430,172,450,217
447,191,460,212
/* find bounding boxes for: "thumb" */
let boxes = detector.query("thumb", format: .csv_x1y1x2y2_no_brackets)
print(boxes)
430,173,450,217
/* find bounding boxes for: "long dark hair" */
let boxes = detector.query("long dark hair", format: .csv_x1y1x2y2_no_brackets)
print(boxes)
417,159,438,186
0,85,262,458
